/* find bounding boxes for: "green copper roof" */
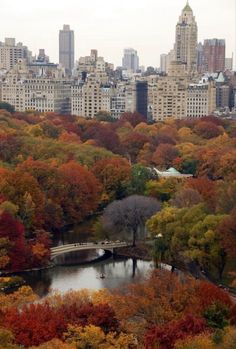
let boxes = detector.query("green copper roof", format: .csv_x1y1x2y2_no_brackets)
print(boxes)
183,1,192,12
166,168,181,174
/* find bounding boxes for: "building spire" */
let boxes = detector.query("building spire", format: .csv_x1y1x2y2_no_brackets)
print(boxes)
183,0,192,12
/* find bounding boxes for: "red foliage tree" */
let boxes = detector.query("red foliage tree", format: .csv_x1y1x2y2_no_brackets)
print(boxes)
145,314,207,349
120,112,146,127
83,123,120,152
196,282,232,312
3,301,119,347
218,207,236,257
185,177,216,210
92,157,131,200
0,211,28,271
121,132,150,162
194,121,223,139
152,144,179,168
3,303,67,347
59,161,101,223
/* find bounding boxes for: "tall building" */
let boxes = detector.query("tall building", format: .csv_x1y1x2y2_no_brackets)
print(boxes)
175,1,198,73
0,38,32,71
197,42,204,73
136,80,148,118
59,25,74,76
225,57,233,70
160,54,168,73
203,39,225,73
122,48,139,73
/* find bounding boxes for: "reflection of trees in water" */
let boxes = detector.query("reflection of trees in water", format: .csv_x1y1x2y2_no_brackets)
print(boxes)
22,269,52,298
54,250,102,265
25,257,153,298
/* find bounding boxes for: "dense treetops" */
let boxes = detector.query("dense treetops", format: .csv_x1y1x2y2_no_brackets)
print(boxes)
0,271,236,348
0,109,236,347
0,110,236,273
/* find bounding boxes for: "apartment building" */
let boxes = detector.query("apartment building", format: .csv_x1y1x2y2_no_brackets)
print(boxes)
0,38,32,71
1,60,71,114
71,76,111,118
187,81,216,117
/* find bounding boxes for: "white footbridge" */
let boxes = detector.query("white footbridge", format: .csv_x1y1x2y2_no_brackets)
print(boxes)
50,241,130,259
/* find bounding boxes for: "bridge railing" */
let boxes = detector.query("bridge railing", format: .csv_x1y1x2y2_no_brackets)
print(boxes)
50,241,129,255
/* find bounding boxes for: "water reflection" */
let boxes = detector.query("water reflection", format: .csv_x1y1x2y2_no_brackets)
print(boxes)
22,256,153,298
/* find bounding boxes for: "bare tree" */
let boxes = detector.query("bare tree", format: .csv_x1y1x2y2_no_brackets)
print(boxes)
102,195,161,246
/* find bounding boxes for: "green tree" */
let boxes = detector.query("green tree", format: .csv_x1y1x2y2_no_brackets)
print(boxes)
0,102,15,113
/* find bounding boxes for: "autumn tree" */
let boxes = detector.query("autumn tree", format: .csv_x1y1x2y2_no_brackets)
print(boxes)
0,211,28,271
120,111,146,127
170,188,202,208
194,121,223,139
146,205,226,277
0,168,45,230
91,158,131,202
121,131,150,163
59,161,101,223
102,195,161,246
145,314,207,349
152,144,179,168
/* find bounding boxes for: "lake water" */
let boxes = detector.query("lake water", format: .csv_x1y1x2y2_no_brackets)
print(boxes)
22,250,154,298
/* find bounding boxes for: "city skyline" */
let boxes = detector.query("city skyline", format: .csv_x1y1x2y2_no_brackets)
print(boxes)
0,0,234,68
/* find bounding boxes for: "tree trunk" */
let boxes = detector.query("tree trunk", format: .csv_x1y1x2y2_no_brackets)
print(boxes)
132,228,137,247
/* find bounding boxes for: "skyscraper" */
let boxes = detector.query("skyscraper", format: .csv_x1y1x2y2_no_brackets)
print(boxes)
122,48,139,73
175,1,198,73
203,39,226,73
160,54,168,73
59,25,74,76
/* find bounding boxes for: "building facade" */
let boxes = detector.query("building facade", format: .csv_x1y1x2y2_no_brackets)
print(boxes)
1,60,71,114
187,81,216,117
0,38,32,71
203,39,225,73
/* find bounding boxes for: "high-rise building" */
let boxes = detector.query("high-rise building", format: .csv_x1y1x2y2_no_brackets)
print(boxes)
175,1,198,73
203,39,225,73
160,54,168,73
136,80,148,118
197,42,204,73
59,25,74,76
225,57,233,70
0,38,32,71
122,48,139,73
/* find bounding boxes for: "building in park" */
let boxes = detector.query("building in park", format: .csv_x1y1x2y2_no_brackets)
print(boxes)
175,1,198,74
203,39,225,73
0,38,32,71
59,25,74,76
122,48,139,73
153,167,193,178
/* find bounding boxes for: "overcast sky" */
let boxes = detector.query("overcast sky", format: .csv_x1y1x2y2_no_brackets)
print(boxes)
0,0,235,68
